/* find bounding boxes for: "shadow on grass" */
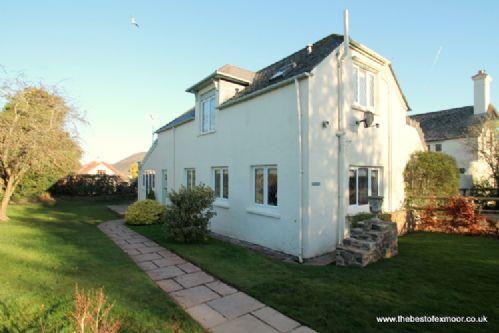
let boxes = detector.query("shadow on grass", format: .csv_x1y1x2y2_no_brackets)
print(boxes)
0,201,204,333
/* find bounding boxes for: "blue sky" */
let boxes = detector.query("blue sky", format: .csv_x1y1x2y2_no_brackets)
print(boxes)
1,1,498,164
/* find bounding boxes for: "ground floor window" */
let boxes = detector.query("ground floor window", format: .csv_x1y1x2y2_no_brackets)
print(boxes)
213,167,229,199
143,170,156,195
254,165,278,207
349,167,381,206
185,168,196,190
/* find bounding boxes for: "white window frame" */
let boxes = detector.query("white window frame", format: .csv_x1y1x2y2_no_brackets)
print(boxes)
200,91,216,133
212,167,229,200
353,65,375,111
252,165,278,208
348,167,381,207
143,170,156,195
185,168,196,190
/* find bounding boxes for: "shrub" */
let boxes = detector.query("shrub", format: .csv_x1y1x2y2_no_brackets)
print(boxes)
125,199,166,225
71,285,121,333
146,189,156,200
417,195,497,235
404,151,459,206
164,185,216,243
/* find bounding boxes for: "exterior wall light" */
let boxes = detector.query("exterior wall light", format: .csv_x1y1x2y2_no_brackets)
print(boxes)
356,111,379,128
322,120,330,128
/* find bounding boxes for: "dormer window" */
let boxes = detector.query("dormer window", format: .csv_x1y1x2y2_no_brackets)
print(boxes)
200,91,216,133
353,65,375,110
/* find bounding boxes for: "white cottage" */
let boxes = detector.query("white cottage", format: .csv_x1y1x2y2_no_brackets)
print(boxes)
139,15,424,260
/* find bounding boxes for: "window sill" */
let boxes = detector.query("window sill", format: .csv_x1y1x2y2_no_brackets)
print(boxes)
352,104,376,114
246,206,281,219
214,201,230,209
198,130,216,137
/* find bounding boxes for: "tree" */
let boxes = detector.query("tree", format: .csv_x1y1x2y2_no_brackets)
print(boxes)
467,114,499,189
0,82,81,220
129,162,139,179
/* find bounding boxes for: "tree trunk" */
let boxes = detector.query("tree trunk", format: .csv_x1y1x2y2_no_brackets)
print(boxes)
0,179,14,221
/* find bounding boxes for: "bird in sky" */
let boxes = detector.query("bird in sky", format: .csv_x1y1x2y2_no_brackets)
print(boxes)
131,16,139,28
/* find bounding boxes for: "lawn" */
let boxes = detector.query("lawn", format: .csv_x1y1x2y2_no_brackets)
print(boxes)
133,225,499,333
0,200,204,333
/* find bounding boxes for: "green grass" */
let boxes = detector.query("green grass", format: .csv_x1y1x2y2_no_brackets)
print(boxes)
132,225,499,333
0,200,204,333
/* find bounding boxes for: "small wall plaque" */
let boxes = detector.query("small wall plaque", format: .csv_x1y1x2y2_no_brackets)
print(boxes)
311,182,321,186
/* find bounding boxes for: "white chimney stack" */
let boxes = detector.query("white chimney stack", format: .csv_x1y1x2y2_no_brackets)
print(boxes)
472,70,492,114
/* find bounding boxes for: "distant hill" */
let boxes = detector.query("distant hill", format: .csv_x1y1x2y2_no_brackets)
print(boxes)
112,152,146,177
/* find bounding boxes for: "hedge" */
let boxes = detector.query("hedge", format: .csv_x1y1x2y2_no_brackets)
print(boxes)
49,174,136,197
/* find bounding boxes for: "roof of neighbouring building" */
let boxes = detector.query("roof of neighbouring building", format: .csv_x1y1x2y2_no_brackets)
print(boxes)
409,106,497,142
155,107,195,133
77,161,127,179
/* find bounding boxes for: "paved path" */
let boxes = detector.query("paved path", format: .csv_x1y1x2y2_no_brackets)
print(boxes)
99,219,316,333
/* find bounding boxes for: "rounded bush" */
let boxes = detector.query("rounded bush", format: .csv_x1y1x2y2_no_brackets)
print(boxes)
125,199,166,225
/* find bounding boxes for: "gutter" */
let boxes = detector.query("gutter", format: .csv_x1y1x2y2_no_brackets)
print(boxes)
218,72,311,110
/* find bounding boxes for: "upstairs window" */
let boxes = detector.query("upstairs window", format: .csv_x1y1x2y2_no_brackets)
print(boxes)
201,92,216,133
353,65,375,110
213,167,229,200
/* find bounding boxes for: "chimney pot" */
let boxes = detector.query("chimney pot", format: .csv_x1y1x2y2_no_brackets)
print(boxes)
307,44,313,54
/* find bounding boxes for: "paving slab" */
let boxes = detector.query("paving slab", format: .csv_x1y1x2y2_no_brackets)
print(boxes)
206,281,238,296
211,314,279,333
252,307,300,332
207,292,264,319
137,246,164,254
153,256,186,267
178,262,201,273
175,271,214,288
136,261,158,271
185,303,227,329
147,266,185,281
156,279,183,293
130,252,162,262
170,286,220,308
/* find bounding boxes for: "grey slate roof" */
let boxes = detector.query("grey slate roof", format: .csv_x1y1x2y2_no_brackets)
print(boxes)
220,33,344,107
155,107,195,133
409,106,495,142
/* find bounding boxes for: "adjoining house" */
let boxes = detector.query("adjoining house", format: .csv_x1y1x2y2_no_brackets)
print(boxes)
139,14,424,260
410,70,497,191
77,161,127,180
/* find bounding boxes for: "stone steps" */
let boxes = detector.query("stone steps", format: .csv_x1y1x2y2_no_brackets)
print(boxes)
336,219,398,267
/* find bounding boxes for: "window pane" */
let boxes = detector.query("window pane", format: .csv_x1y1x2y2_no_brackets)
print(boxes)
353,67,359,103
214,169,221,197
436,144,442,152
202,100,210,132
255,168,264,204
222,168,229,199
267,168,278,206
359,69,367,106
358,168,368,205
371,169,379,197
368,73,375,107
349,169,357,205
152,173,155,188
